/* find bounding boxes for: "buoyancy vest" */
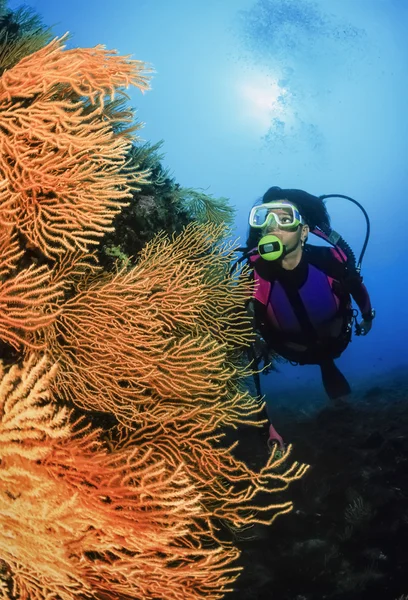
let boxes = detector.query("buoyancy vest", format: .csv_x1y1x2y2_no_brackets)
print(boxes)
249,244,354,363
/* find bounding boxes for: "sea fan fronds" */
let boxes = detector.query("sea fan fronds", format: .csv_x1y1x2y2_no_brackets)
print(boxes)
0,354,69,459
0,29,308,597
0,36,152,258
49,223,253,419
0,265,63,350
0,224,22,278
0,354,242,600
0,34,152,105
116,423,309,529
47,222,309,531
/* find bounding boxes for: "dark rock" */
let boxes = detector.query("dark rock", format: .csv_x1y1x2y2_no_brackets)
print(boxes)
358,431,385,449
364,386,385,399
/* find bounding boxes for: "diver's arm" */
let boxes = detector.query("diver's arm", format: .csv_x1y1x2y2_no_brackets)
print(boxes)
345,274,375,335
347,277,373,321
320,246,374,321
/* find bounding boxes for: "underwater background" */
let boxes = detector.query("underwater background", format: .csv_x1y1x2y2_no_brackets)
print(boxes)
14,0,407,400
4,0,408,598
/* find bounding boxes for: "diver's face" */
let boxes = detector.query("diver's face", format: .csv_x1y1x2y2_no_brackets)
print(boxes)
264,209,309,252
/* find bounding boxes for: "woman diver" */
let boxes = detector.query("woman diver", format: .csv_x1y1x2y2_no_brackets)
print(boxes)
242,186,375,447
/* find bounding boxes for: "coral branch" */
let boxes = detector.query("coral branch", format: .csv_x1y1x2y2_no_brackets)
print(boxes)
0,265,63,350
0,36,152,258
0,355,243,600
46,223,308,532
0,34,152,105
49,223,253,419
0,224,23,278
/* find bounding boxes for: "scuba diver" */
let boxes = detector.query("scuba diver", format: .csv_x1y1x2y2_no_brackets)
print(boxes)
239,187,375,447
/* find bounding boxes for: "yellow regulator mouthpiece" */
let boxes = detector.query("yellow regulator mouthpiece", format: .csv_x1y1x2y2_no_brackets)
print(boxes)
258,234,284,261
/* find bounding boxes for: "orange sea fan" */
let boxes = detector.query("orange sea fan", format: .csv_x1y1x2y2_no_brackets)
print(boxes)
0,264,63,350
53,316,234,422
116,420,309,531
0,176,17,225
43,222,309,533
47,223,253,423
137,222,256,347
0,36,152,258
0,354,243,600
0,354,70,459
0,34,152,106
0,225,23,278
47,248,102,292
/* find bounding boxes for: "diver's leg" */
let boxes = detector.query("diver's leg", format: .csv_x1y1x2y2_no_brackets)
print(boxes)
320,358,351,401
255,393,285,450
246,345,286,449
267,422,285,450
252,380,285,450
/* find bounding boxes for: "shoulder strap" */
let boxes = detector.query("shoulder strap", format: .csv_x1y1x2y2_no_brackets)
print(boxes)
305,244,361,285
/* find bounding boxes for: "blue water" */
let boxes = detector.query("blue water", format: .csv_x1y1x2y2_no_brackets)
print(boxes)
13,0,407,411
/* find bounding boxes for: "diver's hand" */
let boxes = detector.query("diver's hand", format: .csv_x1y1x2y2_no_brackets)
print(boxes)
252,334,275,372
253,333,268,360
358,319,373,336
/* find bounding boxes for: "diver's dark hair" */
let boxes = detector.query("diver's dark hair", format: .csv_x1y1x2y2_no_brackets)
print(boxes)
246,186,331,249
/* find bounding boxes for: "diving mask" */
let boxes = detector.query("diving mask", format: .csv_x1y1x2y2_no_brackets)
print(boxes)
249,201,304,230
